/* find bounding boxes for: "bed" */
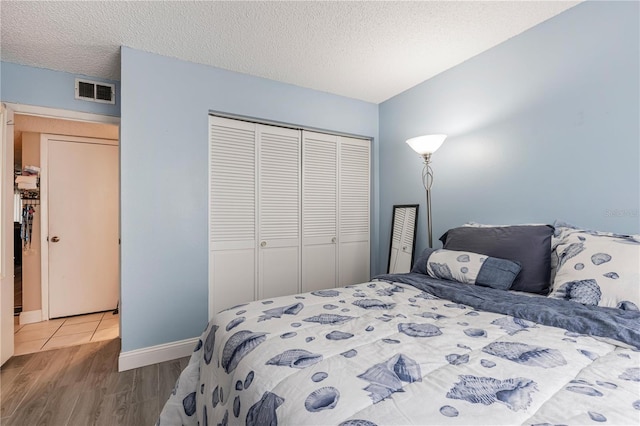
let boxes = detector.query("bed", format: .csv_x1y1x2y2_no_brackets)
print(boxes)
158,223,640,425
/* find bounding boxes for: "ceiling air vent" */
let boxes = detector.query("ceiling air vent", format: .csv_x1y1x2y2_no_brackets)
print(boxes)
75,78,115,104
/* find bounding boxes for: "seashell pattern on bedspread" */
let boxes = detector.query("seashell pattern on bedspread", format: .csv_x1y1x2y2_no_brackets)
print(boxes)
158,279,640,426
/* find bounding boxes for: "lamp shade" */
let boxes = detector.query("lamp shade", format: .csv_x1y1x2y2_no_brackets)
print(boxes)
406,134,447,155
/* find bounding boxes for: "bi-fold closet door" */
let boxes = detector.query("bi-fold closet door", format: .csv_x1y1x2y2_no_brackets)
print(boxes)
301,131,337,293
301,132,370,292
209,116,369,315
209,117,300,314
258,125,301,300
337,136,371,287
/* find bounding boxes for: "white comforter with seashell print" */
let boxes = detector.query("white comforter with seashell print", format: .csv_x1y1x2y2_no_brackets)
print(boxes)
157,280,640,426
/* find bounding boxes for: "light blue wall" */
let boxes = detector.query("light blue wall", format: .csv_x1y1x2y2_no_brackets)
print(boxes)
379,1,639,268
0,54,378,352
0,61,120,117
120,47,379,351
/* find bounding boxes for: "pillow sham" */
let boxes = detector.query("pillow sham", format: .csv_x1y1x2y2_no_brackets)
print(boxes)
551,220,640,282
549,225,640,310
464,222,549,228
552,220,638,244
439,224,554,294
412,248,521,290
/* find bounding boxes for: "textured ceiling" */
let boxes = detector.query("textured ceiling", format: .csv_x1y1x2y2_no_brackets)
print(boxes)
1,1,580,103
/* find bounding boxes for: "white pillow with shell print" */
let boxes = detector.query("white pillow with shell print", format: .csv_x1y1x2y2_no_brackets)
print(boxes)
424,248,522,290
549,230,640,310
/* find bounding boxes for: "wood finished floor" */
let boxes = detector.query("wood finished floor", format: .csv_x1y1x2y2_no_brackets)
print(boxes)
0,338,189,426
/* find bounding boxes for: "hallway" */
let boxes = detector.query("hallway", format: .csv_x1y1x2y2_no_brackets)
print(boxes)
14,311,119,356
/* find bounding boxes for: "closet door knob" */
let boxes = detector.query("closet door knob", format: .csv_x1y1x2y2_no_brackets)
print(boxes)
260,241,267,247
331,237,336,243
51,236,60,243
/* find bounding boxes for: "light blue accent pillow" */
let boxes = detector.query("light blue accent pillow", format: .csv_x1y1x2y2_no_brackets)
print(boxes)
411,248,521,290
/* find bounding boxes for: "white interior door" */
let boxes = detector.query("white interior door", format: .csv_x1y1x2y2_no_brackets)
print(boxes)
48,137,119,318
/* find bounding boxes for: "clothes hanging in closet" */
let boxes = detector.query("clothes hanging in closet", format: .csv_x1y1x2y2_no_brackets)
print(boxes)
21,204,35,250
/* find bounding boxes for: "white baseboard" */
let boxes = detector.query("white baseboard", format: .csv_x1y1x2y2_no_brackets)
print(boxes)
118,337,199,372
19,310,43,325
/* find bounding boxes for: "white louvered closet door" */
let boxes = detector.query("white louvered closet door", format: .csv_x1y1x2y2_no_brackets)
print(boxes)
302,132,338,292
209,117,257,315
338,136,371,286
258,125,301,299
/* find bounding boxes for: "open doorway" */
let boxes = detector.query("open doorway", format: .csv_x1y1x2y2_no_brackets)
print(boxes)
12,113,120,355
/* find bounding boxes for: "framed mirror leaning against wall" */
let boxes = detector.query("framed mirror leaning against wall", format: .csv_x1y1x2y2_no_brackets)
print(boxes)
387,204,419,273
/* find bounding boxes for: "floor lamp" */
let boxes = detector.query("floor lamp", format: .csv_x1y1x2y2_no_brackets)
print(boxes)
406,134,446,248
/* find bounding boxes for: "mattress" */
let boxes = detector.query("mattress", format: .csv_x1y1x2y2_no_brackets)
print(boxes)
158,275,640,425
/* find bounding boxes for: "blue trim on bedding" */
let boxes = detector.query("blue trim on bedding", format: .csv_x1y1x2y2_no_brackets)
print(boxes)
374,273,640,349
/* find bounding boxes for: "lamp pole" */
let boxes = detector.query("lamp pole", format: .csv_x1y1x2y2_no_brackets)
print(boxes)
421,153,434,248
405,134,446,250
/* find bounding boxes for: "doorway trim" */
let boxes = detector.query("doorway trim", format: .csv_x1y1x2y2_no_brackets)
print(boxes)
4,102,120,322
4,103,120,125
1,103,15,365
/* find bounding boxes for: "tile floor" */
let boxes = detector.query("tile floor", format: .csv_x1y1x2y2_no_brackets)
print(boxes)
13,311,119,356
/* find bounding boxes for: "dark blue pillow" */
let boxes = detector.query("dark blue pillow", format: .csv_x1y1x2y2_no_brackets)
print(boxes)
410,248,436,275
439,225,553,294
